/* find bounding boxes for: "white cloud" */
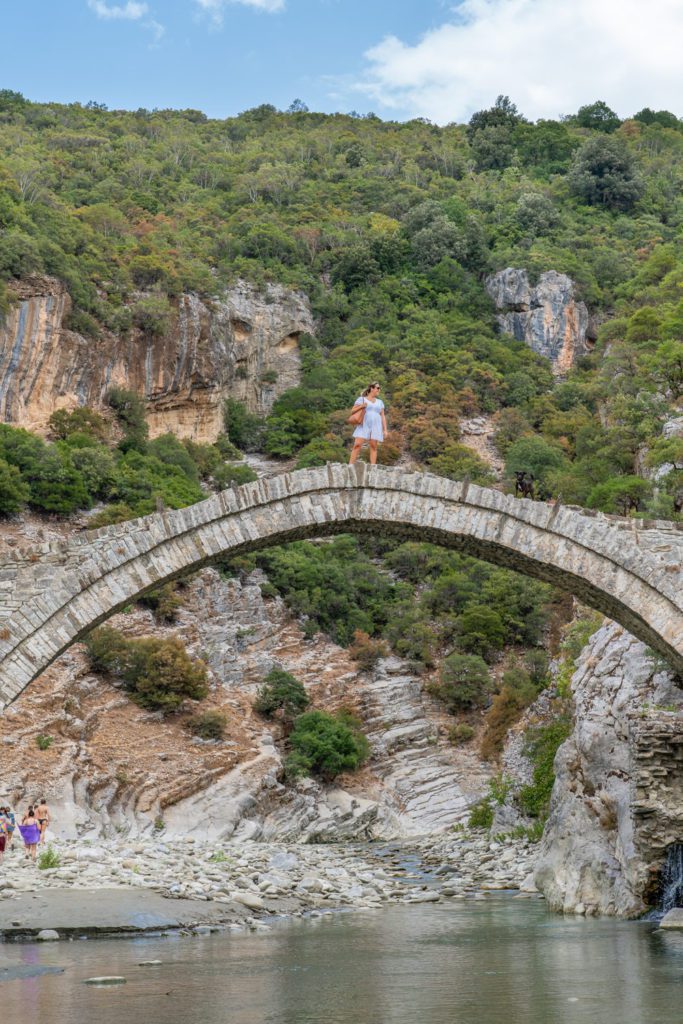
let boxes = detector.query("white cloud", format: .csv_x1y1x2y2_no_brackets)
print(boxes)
87,1,149,19
87,1,165,42
360,0,683,123
195,0,285,26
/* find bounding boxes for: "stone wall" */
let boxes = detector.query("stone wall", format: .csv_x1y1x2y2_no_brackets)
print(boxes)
0,276,313,441
1,465,682,708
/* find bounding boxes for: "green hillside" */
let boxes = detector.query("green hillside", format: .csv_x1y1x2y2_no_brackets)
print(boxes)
1,89,681,766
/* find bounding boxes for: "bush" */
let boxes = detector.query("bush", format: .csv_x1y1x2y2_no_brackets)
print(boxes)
48,407,110,443
349,629,388,672
517,717,572,819
37,844,61,870
84,627,208,713
285,710,370,780
35,734,53,751
568,135,644,211
0,458,29,515
254,668,310,719
468,798,494,829
456,606,506,660
224,399,265,451
120,636,208,713
448,723,475,745
138,582,183,623
106,388,149,453
186,709,228,740
212,462,258,488
433,653,491,711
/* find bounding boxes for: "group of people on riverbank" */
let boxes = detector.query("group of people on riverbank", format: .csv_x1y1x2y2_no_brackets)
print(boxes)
0,800,50,863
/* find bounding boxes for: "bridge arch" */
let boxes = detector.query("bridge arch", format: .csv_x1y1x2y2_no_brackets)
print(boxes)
0,463,682,709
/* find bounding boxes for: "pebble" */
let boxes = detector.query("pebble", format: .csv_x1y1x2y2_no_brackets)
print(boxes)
36,929,60,941
0,829,537,927
83,976,127,985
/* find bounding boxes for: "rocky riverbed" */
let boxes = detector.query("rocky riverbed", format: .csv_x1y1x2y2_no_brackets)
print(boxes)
0,831,540,939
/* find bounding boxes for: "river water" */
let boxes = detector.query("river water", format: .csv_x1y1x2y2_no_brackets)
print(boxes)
1,898,682,1024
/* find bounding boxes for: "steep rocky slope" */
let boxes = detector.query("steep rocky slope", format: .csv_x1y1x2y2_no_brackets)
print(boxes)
0,567,491,841
534,621,683,916
0,277,312,440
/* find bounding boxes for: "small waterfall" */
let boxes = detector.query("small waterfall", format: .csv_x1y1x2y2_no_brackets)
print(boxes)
660,844,683,913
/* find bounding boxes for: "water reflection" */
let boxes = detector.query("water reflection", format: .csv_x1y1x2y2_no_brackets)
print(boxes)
0,899,681,1024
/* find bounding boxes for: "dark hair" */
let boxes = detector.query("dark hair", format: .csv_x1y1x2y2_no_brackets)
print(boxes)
27,806,34,815
361,381,381,397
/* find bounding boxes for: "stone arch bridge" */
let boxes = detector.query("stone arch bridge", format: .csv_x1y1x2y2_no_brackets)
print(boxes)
0,464,682,710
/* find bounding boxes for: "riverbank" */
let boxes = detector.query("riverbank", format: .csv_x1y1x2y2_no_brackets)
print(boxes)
0,830,540,939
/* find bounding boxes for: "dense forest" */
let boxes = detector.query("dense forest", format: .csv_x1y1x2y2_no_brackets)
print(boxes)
1,90,682,787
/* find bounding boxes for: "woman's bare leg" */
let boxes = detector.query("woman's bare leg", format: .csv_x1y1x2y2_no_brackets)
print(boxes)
349,439,364,464
369,441,378,465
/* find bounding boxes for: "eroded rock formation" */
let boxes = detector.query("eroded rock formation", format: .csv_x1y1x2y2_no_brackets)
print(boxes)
534,622,683,916
486,268,592,373
0,276,313,441
0,566,487,841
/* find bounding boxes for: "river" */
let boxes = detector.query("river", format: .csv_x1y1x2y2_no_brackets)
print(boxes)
1,898,681,1024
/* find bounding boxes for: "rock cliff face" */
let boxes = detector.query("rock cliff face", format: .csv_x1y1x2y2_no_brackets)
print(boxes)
486,268,592,373
0,566,489,842
534,622,683,916
0,277,313,441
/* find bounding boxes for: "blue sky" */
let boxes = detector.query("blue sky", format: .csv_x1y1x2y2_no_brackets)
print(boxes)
4,1,683,124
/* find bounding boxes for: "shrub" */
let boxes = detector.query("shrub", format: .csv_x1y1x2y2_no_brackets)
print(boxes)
517,717,573,819
106,388,149,453
88,502,135,527
349,629,388,672
468,798,494,829
285,710,370,780
84,626,130,675
120,636,209,713
84,627,208,713
448,723,475,745
48,407,110,443
254,668,310,720
224,399,265,451
433,653,492,711
187,709,228,740
35,734,53,751
0,458,29,515
456,606,506,660
37,844,61,870
131,294,172,336
212,462,258,488
568,135,644,211
138,582,183,623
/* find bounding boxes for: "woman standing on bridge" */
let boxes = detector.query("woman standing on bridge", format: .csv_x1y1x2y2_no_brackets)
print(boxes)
348,382,387,466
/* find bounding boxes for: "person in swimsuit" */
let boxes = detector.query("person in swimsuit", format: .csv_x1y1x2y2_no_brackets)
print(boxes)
34,798,50,845
349,382,388,467
18,806,41,862
0,810,8,863
4,806,16,848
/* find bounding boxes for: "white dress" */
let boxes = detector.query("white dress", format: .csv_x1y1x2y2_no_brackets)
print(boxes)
352,397,385,442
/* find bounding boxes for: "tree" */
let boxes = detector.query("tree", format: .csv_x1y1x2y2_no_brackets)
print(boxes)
457,606,506,660
505,436,568,498
435,653,492,711
285,710,369,780
106,388,149,453
575,100,621,133
467,95,525,141
568,136,644,211
587,475,652,514
254,668,310,720
0,458,29,515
